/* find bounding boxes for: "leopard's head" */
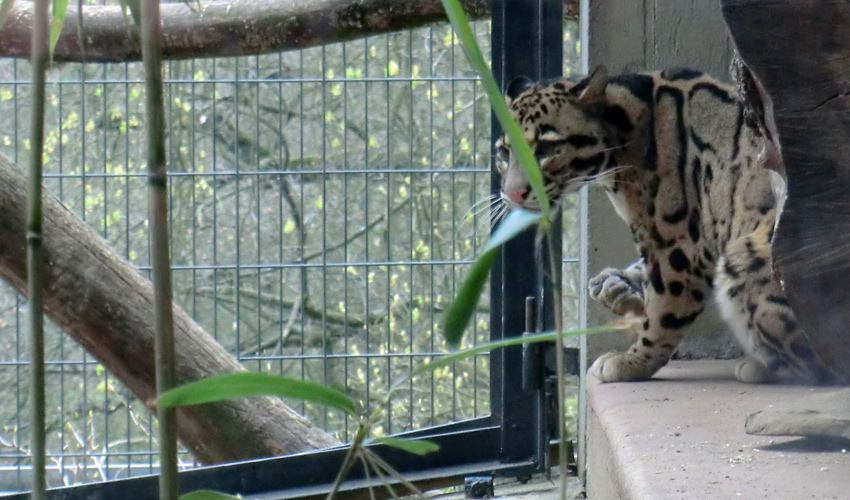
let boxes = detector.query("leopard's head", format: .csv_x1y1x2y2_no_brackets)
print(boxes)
496,66,615,211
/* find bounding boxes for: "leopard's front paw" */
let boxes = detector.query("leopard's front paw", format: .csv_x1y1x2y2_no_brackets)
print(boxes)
589,268,645,317
735,356,772,384
589,352,658,383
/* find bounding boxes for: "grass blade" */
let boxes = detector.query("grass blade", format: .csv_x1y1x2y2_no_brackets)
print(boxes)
442,249,496,349
369,436,440,456
442,209,541,348
440,0,551,224
156,372,358,417
49,0,69,61
179,491,241,500
480,209,541,254
394,320,636,398
116,0,140,25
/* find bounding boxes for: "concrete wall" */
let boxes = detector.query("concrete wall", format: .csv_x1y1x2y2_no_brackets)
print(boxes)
584,0,740,362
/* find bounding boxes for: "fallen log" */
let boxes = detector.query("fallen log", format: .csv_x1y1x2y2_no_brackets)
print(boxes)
0,151,340,465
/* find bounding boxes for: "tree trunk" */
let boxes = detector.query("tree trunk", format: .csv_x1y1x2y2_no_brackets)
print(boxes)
1,0,578,63
0,152,340,465
722,0,850,382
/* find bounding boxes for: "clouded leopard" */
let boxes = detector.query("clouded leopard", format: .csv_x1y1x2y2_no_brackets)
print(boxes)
495,66,837,384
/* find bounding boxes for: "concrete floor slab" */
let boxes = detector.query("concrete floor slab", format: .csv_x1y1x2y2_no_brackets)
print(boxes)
586,360,850,499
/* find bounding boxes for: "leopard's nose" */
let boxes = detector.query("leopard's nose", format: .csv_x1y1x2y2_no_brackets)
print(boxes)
506,188,528,204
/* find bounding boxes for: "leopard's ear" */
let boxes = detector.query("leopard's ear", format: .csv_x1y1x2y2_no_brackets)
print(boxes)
505,76,534,102
574,65,609,106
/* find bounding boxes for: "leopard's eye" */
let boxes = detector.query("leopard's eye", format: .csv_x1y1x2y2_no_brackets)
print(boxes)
536,134,599,160
535,140,562,159
495,143,510,163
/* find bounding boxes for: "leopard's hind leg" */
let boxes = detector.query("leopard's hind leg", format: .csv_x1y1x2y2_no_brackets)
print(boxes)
715,226,831,384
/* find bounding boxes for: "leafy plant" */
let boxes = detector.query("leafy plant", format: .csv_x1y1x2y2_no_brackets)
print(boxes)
442,209,541,347
161,1,602,499
157,325,624,499
438,0,581,498
157,372,357,417
179,491,241,500
49,0,70,61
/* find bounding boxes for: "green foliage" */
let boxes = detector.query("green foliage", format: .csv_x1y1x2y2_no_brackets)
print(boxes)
442,209,541,348
369,436,439,456
437,3,584,497
49,0,69,61
440,0,550,224
439,0,555,350
179,491,240,500
116,0,140,25
156,372,358,417
399,324,622,398
161,320,624,498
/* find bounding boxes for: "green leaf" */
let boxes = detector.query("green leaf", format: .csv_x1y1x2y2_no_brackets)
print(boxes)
0,0,15,31
155,372,358,416
479,209,541,255
180,491,241,500
440,0,551,224
392,321,633,398
49,0,70,61
116,0,140,26
370,436,440,456
442,210,541,348
442,248,496,349
182,0,203,13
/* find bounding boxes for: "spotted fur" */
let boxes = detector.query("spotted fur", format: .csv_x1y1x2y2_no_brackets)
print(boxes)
496,66,836,384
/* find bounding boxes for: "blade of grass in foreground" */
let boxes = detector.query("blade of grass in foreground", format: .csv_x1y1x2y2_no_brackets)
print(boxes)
156,372,358,417
440,0,551,225
395,321,635,398
369,436,440,456
49,0,70,61
179,491,240,500
442,209,541,348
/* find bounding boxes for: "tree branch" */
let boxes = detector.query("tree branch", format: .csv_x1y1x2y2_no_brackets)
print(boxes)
1,0,578,63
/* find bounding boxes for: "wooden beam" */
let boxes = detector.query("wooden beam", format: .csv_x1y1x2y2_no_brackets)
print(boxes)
1,0,578,63
723,0,850,382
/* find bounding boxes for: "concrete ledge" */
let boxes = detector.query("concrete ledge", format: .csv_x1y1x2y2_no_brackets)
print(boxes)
586,360,850,499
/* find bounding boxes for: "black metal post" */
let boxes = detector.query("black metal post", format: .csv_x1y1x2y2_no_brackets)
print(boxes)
489,0,563,473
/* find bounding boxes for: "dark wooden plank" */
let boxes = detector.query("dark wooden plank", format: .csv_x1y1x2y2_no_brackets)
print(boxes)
723,0,850,382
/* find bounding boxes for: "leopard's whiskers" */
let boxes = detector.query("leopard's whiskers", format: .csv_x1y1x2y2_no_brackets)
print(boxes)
587,165,631,182
473,201,509,239
460,194,501,230
558,165,631,192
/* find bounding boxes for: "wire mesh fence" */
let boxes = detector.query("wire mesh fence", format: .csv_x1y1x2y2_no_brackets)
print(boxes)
0,19,580,493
